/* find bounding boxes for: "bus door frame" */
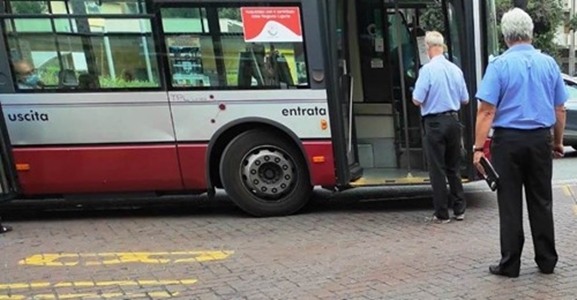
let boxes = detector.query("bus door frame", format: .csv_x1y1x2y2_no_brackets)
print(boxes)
0,103,20,203
319,0,363,187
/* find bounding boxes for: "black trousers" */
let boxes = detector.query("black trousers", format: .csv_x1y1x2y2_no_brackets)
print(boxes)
491,128,558,274
423,114,465,220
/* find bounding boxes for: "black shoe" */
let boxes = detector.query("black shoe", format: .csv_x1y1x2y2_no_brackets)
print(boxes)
0,225,12,234
454,213,465,221
539,268,554,275
489,265,519,278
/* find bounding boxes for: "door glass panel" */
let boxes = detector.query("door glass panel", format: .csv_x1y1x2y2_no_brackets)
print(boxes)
334,0,355,164
447,3,462,67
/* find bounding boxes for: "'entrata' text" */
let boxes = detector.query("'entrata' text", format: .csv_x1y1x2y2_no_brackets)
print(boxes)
281,106,327,117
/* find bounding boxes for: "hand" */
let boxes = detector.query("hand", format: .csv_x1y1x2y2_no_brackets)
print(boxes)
473,151,486,176
553,143,564,158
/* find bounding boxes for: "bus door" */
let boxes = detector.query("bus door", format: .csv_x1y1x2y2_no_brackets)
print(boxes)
330,0,478,186
0,103,19,202
322,0,363,186
0,27,19,202
385,0,476,179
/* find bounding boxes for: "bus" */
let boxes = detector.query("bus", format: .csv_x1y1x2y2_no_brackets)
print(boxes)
0,0,499,217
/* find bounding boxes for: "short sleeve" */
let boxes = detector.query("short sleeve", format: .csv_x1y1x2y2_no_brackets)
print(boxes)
412,66,430,103
553,71,568,106
460,73,470,103
475,61,501,105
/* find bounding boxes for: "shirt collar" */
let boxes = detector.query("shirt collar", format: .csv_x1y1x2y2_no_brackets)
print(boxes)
430,54,445,62
505,43,535,53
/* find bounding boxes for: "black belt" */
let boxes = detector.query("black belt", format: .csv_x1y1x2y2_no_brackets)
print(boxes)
493,127,551,132
423,110,458,119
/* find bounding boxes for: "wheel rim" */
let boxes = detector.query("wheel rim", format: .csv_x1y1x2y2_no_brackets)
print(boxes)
241,146,296,200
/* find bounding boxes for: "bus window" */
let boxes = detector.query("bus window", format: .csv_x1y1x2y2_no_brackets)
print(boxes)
160,5,309,89
160,8,215,88
1,0,161,92
218,7,308,89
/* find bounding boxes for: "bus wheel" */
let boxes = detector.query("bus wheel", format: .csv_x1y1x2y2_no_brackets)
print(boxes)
219,129,312,217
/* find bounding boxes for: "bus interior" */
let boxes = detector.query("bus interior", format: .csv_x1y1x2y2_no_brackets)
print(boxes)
337,0,472,186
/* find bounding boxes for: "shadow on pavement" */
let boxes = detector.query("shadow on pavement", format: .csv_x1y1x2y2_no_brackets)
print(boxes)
1,185,496,222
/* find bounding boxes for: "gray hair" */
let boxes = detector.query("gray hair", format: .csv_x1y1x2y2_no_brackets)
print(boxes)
424,31,445,48
501,8,533,42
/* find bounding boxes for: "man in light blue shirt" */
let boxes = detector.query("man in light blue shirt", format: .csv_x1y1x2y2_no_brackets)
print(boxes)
474,8,567,278
412,31,470,224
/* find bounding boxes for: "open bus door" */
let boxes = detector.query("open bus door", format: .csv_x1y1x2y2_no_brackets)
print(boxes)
0,103,19,203
324,0,480,187
320,0,363,187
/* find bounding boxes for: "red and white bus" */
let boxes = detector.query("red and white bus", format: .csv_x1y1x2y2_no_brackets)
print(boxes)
0,0,498,216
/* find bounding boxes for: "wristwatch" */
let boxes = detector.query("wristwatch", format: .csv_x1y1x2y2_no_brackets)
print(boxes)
473,146,484,152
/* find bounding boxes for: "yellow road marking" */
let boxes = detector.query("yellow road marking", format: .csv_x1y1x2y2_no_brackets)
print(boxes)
562,185,572,197
562,185,577,216
0,279,197,290
0,291,178,299
19,251,234,266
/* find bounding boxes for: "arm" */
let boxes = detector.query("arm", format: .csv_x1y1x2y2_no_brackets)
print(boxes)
473,101,496,175
552,68,569,157
552,105,566,157
412,67,429,107
473,61,501,174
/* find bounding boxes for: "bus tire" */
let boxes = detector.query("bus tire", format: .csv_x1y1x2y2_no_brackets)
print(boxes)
219,129,312,217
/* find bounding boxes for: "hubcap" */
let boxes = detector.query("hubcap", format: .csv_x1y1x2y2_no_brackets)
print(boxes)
241,148,295,199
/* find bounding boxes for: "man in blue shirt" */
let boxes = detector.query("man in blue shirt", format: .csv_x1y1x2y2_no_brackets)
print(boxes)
474,8,567,278
412,31,470,224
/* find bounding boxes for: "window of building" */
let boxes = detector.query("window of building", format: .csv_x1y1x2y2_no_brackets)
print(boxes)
1,0,160,92
160,5,309,89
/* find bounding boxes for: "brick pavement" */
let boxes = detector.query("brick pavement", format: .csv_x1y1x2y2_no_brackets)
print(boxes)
1,182,577,299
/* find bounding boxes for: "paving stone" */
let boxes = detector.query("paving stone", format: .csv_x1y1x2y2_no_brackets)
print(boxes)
1,183,577,298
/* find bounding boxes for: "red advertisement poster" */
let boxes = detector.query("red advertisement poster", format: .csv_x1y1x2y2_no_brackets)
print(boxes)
240,7,303,43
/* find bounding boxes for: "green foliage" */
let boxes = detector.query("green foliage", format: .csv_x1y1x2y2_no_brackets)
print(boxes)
99,77,159,88
10,1,47,14
495,0,564,56
161,7,240,21
38,68,158,89
420,2,445,32
161,7,202,18
569,15,577,31
220,8,241,21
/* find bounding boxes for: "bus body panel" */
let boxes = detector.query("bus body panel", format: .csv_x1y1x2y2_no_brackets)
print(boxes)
177,143,208,190
169,90,331,142
301,140,335,186
13,145,183,194
1,92,175,145
2,91,182,195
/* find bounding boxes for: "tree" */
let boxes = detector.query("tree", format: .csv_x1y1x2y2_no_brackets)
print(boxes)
161,8,202,18
495,0,564,56
11,1,47,14
569,14,577,31
220,8,241,21
420,2,445,32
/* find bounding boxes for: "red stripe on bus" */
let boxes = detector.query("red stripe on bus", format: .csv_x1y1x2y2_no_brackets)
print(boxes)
177,144,208,189
13,145,183,195
302,141,336,186
12,140,335,196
